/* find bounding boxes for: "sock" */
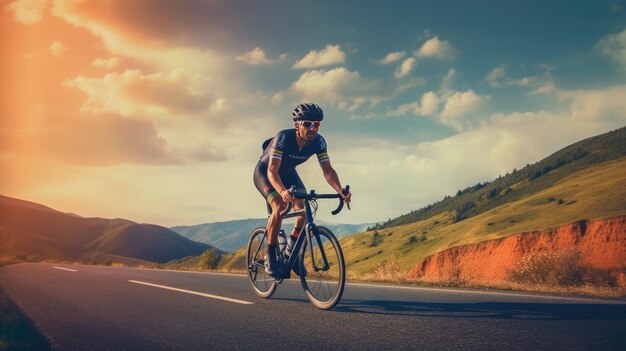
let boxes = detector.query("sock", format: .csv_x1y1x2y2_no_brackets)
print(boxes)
291,227,301,237
267,244,277,261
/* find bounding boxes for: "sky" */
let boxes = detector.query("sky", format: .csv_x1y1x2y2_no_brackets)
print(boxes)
1,0,626,227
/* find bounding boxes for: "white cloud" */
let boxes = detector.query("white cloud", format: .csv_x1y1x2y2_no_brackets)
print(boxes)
49,41,66,56
439,90,491,131
415,36,456,59
328,85,626,223
388,91,439,117
293,44,347,69
387,68,489,129
560,85,626,121
290,67,384,106
8,0,48,25
485,65,555,94
271,92,285,105
92,57,120,69
485,65,506,87
380,51,406,64
510,75,547,87
530,82,555,95
64,69,216,117
596,28,626,69
236,47,279,65
441,68,456,91
395,58,416,78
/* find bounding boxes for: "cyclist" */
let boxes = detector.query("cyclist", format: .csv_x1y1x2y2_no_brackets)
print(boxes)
253,103,352,277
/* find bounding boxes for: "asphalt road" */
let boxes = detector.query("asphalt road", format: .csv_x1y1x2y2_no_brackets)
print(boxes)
1,263,625,350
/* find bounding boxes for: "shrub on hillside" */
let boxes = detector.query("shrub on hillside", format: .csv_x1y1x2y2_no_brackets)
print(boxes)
371,254,407,282
508,250,586,286
198,249,220,270
369,231,383,247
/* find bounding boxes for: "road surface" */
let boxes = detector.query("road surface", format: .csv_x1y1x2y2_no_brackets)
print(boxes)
1,263,624,350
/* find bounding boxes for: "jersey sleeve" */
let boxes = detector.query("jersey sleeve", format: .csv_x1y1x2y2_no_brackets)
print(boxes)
316,135,330,163
270,131,287,161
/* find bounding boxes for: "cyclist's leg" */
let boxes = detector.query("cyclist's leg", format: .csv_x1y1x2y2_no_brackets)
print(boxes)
253,164,287,245
288,171,306,239
253,164,288,276
282,172,306,277
266,196,287,245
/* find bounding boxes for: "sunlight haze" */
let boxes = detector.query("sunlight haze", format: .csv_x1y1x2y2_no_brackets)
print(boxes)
2,0,625,226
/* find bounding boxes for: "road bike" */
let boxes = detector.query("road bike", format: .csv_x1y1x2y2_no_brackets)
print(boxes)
246,186,350,310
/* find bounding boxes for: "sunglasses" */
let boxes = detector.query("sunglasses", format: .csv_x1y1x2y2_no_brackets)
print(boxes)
297,120,321,130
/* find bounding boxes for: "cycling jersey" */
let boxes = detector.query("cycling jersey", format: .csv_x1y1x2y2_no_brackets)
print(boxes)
258,129,330,174
254,129,330,203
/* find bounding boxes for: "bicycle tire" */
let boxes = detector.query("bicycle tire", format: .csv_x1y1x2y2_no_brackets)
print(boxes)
299,226,345,310
246,227,277,298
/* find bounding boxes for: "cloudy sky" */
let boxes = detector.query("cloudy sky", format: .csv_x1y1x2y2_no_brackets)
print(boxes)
2,0,626,227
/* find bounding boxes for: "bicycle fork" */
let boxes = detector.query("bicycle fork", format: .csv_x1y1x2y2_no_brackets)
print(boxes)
305,223,330,272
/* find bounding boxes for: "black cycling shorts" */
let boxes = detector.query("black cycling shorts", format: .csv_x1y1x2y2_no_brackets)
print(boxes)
253,162,305,202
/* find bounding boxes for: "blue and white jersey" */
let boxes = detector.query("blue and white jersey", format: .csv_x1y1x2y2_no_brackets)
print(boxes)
259,129,330,174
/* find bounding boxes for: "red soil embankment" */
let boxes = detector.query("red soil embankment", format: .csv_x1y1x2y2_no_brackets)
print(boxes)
408,216,626,284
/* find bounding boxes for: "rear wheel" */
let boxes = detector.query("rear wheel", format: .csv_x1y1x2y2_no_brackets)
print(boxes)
299,226,345,310
246,227,276,298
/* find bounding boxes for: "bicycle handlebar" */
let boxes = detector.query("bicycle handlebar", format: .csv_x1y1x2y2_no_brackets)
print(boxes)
281,185,350,216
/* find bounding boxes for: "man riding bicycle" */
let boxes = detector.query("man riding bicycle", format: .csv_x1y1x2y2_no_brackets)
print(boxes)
253,103,352,277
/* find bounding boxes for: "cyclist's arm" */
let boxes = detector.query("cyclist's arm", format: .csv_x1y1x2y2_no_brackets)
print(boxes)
319,161,351,202
267,157,286,192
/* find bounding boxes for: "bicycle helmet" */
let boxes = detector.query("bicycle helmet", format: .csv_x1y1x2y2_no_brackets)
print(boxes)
292,103,324,121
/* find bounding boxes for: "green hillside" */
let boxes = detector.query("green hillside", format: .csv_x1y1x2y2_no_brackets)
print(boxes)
341,156,626,275
372,126,626,231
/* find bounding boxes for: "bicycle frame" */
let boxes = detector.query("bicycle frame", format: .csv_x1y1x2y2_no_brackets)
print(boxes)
281,200,329,273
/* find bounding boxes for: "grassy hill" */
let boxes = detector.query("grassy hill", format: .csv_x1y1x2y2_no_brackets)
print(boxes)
372,126,626,230
0,195,213,265
341,156,626,275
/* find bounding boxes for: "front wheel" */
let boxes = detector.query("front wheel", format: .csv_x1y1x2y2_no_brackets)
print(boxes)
299,226,345,310
246,227,276,298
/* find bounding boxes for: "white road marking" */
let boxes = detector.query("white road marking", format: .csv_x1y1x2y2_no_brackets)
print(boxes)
53,266,77,272
128,280,254,305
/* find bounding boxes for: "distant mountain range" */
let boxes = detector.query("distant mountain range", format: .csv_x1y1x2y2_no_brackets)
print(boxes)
171,219,372,252
0,196,212,264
